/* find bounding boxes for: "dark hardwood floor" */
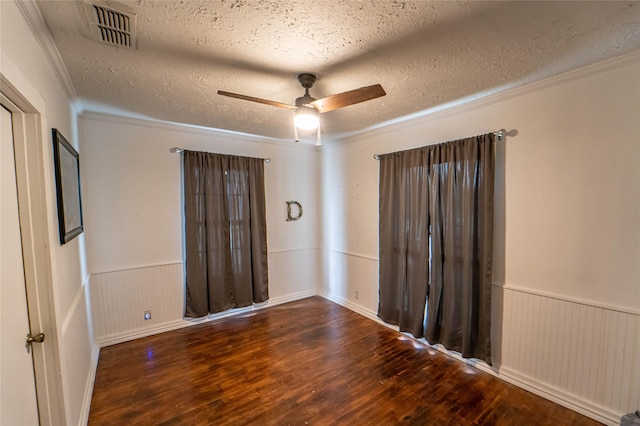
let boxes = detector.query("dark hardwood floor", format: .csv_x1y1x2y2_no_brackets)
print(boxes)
89,296,600,425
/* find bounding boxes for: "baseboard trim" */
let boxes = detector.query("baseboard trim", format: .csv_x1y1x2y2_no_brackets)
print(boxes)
97,290,317,347
319,290,380,323
79,343,100,426
318,290,620,426
497,367,619,426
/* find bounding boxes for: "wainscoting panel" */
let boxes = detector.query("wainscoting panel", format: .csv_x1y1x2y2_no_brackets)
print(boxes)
89,255,321,346
267,248,321,299
499,287,640,421
89,263,184,343
323,248,379,314
58,282,99,426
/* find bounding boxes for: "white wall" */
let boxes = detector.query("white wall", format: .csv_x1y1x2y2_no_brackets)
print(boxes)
320,52,640,424
1,1,95,425
79,114,321,344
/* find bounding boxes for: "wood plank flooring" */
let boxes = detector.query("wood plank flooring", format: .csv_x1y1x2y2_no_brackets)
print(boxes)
89,296,601,425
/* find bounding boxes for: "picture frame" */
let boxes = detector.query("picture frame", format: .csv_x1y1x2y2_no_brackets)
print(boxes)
52,128,84,244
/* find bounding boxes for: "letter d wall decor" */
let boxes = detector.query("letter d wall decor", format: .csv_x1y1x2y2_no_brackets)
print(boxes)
286,201,303,221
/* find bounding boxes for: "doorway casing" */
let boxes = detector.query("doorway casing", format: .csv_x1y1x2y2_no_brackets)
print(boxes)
2,72,67,426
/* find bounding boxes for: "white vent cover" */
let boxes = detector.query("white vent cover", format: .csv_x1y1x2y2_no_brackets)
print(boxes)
84,2,136,48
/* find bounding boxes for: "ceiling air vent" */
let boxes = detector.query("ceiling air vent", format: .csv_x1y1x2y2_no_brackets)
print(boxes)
84,2,136,48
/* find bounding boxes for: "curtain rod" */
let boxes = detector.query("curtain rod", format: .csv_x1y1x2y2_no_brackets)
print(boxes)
170,147,271,163
373,129,510,160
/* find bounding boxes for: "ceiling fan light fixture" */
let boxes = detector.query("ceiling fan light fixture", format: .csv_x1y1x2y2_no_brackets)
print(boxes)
294,106,319,130
217,72,385,139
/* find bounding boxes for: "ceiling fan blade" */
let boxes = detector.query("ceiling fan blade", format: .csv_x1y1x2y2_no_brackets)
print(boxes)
218,90,296,111
311,84,386,113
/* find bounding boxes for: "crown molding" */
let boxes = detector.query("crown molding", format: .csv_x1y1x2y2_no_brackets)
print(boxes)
15,0,77,100
79,110,318,152
333,49,640,145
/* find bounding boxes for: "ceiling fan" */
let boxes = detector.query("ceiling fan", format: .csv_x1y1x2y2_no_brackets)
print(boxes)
218,73,386,145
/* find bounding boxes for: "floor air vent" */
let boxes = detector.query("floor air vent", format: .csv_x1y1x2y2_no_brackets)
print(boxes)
84,2,136,48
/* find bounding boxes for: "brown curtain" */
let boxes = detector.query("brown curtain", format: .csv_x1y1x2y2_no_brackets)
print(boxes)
183,150,268,318
378,134,494,364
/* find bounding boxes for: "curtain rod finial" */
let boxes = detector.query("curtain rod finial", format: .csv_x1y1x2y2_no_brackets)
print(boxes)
494,129,518,140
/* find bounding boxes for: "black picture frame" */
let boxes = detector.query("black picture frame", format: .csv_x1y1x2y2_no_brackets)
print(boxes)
52,128,84,244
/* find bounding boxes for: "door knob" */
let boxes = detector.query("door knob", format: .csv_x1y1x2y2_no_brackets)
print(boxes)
25,332,45,353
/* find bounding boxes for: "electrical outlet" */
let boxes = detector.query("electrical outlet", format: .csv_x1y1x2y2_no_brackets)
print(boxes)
355,291,359,300
144,310,151,320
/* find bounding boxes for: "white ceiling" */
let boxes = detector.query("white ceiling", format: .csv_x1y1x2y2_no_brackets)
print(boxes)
36,0,640,142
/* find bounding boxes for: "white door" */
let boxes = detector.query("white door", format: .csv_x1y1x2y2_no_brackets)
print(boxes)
1,105,40,425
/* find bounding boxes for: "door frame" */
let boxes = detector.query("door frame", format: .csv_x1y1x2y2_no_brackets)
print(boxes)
2,74,66,425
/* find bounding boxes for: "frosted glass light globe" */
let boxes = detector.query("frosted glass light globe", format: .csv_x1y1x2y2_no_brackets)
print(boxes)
294,108,319,130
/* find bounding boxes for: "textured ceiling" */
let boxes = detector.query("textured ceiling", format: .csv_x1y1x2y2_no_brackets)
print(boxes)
36,0,640,142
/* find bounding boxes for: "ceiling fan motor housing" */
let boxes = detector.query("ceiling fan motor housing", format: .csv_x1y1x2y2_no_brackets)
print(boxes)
296,74,317,108
298,73,317,89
